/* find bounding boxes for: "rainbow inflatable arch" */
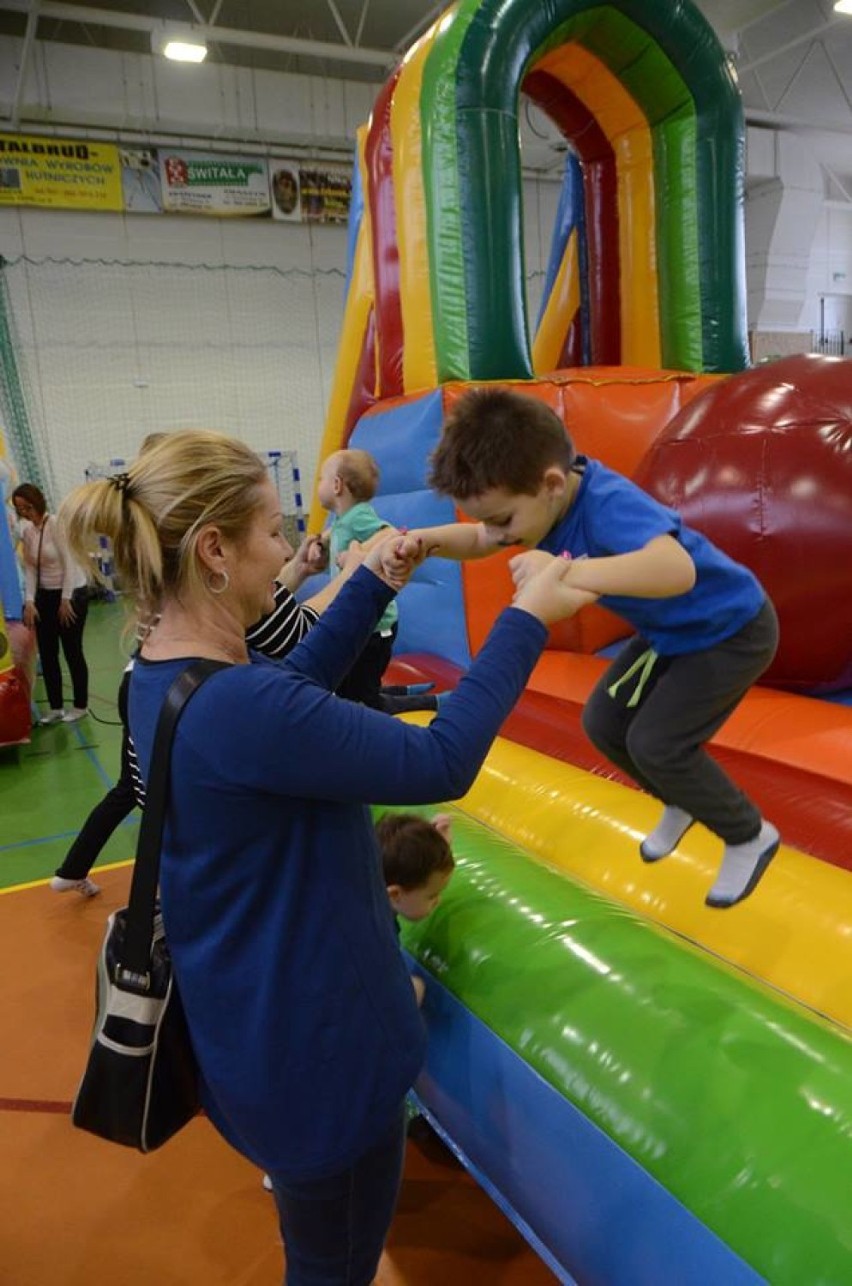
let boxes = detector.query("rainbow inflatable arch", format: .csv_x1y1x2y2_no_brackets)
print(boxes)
315,0,747,469
309,1,852,1281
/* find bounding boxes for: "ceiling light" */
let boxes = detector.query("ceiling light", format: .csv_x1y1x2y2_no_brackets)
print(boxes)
152,28,208,63
163,40,207,63
834,1,852,14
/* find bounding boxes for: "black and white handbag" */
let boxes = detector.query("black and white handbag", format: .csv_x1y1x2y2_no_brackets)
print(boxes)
72,660,228,1152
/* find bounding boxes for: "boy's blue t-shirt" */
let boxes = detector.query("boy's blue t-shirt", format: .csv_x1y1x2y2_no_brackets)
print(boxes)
538,458,766,655
329,502,397,633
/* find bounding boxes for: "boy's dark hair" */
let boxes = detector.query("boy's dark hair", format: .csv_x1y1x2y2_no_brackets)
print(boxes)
429,387,576,499
376,813,454,890
335,449,379,503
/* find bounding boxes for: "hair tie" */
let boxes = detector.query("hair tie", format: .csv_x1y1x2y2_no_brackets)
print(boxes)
110,472,131,495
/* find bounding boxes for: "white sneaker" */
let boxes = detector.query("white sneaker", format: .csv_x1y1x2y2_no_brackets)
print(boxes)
262,1174,273,1192
62,707,88,723
50,876,101,897
39,709,65,725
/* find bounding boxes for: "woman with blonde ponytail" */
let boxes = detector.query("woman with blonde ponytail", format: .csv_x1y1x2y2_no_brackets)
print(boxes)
60,427,585,1285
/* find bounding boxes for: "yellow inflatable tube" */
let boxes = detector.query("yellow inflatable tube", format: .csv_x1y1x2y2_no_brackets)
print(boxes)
441,732,852,1031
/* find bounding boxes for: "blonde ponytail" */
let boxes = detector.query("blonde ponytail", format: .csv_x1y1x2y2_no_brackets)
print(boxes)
60,429,267,624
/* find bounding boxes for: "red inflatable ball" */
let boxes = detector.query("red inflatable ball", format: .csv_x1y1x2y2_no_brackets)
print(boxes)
634,354,852,692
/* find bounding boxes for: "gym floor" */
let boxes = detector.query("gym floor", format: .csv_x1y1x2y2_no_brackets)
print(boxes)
0,600,557,1285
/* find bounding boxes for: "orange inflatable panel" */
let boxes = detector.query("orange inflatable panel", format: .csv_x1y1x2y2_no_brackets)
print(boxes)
528,651,852,787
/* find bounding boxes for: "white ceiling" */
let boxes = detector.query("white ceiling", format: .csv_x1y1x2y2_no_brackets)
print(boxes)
1,0,851,172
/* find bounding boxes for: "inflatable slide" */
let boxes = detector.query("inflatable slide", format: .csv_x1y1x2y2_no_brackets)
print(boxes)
310,1,852,1281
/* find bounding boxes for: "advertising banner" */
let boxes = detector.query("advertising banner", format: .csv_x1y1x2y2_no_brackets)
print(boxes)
159,150,270,215
269,162,301,222
0,133,123,211
120,147,162,214
298,166,351,224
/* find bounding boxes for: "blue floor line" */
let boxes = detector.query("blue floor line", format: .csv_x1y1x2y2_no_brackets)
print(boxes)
0,829,93,853
72,721,115,789
0,813,139,855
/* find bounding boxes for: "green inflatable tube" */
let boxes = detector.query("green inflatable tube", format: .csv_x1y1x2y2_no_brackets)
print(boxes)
386,808,852,1283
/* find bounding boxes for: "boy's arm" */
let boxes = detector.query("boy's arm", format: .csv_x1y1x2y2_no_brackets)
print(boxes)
514,535,695,600
407,521,500,561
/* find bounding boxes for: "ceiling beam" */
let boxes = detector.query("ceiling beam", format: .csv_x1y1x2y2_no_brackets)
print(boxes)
324,0,352,47
183,0,205,25
746,107,852,135
354,0,371,48
10,0,39,129
737,15,847,75
0,0,395,68
393,3,444,53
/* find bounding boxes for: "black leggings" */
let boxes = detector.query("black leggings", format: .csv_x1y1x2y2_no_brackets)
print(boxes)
336,626,396,708
57,728,137,880
34,586,89,710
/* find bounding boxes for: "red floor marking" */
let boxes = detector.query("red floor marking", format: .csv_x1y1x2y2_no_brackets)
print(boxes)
0,1097,72,1114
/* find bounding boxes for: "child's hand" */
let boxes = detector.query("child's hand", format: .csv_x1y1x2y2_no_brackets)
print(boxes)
288,534,326,579
508,549,557,591
303,534,328,573
512,553,598,625
366,531,423,589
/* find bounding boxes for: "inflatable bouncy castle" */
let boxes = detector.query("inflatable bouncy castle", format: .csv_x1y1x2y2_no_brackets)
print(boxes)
309,1,852,1281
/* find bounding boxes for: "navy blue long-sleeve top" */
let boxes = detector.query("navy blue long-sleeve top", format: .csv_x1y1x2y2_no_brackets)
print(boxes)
129,566,547,1180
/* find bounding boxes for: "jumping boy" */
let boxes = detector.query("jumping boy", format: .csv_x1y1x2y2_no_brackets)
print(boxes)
411,387,780,910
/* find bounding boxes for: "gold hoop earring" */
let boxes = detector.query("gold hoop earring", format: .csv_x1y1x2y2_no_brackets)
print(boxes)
205,569,230,595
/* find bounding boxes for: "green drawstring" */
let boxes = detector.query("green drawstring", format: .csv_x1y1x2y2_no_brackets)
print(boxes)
607,647,659,709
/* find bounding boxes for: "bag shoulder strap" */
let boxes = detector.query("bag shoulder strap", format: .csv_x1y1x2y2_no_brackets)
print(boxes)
118,658,231,986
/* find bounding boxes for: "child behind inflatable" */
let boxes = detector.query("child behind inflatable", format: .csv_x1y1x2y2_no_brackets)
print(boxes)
377,811,455,1005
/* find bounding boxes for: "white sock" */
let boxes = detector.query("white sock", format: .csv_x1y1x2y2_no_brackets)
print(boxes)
640,805,694,862
706,821,780,908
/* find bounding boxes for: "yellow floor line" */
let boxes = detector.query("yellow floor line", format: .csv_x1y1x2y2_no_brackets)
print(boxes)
0,858,134,896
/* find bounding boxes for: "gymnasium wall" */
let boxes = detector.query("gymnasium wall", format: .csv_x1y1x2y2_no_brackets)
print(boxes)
0,175,557,505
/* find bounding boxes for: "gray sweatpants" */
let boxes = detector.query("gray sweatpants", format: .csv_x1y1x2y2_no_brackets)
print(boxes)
581,598,779,845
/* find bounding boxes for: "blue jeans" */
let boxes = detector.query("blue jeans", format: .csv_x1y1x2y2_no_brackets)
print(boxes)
268,1108,407,1285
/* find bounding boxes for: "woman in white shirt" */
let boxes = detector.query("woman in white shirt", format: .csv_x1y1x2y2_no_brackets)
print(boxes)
12,482,89,723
